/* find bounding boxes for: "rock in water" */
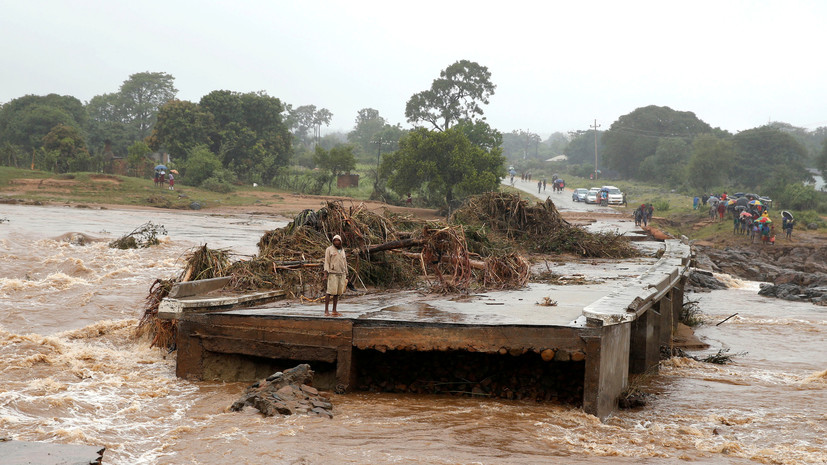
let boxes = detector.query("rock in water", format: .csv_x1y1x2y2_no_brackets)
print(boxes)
230,364,333,418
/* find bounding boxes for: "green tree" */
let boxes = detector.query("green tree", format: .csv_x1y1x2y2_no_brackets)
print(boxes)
776,183,820,210
183,145,224,186
348,108,386,155
818,139,827,180
200,90,291,182
126,141,153,177
731,126,809,189
502,130,541,161
405,60,496,131
286,104,332,149
313,144,357,193
602,105,714,179
148,100,216,161
381,127,505,208
564,129,604,166
118,72,177,140
638,138,691,185
0,94,86,152
545,132,570,156
41,123,91,173
686,134,734,191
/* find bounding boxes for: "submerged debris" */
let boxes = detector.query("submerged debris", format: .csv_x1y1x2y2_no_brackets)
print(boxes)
230,364,333,418
109,222,167,249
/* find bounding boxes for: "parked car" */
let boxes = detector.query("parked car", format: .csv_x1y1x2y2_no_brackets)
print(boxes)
586,187,600,204
572,188,589,202
601,186,624,205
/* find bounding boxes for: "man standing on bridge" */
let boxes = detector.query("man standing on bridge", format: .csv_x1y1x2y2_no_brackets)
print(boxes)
323,234,347,316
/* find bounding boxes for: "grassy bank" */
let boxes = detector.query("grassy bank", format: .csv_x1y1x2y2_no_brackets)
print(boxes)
0,166,282,210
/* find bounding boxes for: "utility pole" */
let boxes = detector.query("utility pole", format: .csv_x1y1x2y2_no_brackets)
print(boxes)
590,119,600,180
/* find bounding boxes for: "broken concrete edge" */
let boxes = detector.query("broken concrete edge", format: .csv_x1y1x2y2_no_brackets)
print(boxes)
0,440,105,465
168,276,232,298
158,290,287,320
582,239,691,326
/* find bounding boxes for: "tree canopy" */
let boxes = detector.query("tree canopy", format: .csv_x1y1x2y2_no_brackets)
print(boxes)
381,127,505,208
85,72,177,156
405,60,496,131
314,144,357,193
0,94,86,152
602,105,714,179
730,125,809,189
149,91,291,184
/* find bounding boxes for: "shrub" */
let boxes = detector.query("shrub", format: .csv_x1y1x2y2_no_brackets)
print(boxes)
653,199,671,212
200,177,234,193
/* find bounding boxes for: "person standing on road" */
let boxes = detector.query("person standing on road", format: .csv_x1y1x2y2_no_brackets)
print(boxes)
785,218,795,240
538,180,542,193
323,234,347,316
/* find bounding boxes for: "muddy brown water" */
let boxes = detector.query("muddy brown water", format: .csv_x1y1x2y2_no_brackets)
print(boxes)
1,204,825,464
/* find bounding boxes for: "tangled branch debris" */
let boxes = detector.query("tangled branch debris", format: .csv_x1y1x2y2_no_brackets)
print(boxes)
452,192,638,258
109,222,167,249
138,194,637,348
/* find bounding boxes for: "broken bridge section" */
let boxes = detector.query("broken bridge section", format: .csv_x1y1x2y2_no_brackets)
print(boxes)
163,239,691,420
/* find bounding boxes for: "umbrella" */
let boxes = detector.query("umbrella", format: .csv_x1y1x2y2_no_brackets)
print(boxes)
727,199,736,205
740,211,753,218
748,200,762,206
708,196,719,203
756,216,772,224
735,197,749,207
782,211,794,220
170,169,179,175
155,164,168,171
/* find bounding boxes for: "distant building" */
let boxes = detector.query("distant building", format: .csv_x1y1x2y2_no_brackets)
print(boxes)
546,154,568,162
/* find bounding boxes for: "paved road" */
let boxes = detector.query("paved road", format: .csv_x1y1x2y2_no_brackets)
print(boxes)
503,179,640,234
504,179,618,214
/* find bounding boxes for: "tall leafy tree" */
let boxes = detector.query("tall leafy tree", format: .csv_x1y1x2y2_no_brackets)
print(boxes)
731,126,809,189
147,100,216,161
564,129,604,166
638,138,691,185
118,72,177,140
348,108,386,155
686,134,734,191
313,144,357,193
381,127,505,208
405,60,496,131
0,94,86,152
602,105,713,179
286,104,332,148
200,90,291,182
502,130,541,161
41,123,91,173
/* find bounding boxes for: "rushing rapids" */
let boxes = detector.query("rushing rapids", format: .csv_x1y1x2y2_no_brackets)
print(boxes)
1,203,825,464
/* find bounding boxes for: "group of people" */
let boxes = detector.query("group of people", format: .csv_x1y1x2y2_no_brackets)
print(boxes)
634,204,654,227
153,170,174,190
696,191,796,244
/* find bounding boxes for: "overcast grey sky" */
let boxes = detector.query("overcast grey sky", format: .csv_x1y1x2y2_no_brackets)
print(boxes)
2,0,826,137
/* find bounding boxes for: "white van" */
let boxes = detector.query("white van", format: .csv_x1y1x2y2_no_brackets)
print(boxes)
602,186,624,205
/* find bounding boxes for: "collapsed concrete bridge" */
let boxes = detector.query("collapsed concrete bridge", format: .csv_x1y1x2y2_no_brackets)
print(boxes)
160,239,690,420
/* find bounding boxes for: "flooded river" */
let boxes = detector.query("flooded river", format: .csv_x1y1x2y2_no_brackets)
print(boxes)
1,204,824,464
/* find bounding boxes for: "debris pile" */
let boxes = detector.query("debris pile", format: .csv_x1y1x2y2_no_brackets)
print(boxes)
452,192,638,258
138,193,635,347
230,364,333,418
109,222,167,249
